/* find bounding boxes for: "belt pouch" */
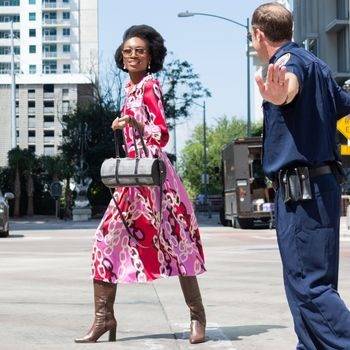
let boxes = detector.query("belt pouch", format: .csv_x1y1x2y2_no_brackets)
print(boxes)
298,167,312,200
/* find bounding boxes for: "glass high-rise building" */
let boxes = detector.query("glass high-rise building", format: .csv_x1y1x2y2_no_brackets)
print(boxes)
0,0,98,166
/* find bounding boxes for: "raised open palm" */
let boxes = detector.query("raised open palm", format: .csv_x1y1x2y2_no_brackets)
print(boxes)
256,63,289,105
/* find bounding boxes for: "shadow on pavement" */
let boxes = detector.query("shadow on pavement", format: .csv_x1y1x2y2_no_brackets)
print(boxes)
10,220,100,231
0,234,24,238
116,324,286,342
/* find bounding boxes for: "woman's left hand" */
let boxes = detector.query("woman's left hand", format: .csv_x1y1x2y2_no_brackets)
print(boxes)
111,115,131,130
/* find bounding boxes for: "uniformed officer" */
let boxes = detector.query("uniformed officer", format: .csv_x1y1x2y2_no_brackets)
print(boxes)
251,3,350,349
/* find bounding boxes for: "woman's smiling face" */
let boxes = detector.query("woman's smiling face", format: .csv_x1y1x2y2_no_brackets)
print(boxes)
122,37,150,73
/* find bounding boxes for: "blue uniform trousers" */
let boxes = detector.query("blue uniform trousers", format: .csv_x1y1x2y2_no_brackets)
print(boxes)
276,174,350,350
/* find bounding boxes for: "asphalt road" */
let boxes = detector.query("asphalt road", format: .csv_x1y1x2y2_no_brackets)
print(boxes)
1,214,350,350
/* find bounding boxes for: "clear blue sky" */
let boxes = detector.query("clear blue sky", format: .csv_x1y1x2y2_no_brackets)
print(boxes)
99,0,266,154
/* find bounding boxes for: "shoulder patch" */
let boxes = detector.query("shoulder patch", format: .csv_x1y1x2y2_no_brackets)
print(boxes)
275,53,291,66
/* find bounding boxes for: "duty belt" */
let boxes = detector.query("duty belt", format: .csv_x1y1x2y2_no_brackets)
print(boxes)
272,165,332,191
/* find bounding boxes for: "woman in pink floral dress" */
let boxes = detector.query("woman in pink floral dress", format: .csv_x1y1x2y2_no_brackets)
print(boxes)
75,25,206,345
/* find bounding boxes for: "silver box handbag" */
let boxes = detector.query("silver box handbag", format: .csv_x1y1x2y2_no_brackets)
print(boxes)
100,127,166,188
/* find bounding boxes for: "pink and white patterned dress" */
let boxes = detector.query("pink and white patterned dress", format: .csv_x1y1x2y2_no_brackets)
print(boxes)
92,74,206,284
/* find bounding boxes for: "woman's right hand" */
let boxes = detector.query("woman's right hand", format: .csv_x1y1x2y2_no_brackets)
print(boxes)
111,115,130,131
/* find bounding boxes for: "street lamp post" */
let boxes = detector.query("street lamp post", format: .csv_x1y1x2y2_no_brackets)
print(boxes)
170,96,210,217
10,19,16,149
190,100,211,218
202,100,211,218
178,11,251,137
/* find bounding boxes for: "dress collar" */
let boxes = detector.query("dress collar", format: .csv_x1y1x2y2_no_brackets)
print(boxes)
125,74,153,95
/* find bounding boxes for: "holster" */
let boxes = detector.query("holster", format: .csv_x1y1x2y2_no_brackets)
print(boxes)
330,161,346,184
279,167,312,203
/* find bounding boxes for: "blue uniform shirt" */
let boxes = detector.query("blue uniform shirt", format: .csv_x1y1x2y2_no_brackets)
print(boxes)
262,41,350,179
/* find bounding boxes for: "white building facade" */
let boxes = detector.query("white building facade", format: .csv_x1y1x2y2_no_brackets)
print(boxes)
0,0,98,166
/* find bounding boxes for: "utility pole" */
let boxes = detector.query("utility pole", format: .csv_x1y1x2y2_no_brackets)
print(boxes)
10,19,16,149
203,101,211,218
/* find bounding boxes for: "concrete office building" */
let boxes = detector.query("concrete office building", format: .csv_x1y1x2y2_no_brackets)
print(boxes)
0,0,98,166
293,0,350,85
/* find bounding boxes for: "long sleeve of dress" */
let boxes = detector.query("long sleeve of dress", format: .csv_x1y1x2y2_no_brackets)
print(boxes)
142,80,169,149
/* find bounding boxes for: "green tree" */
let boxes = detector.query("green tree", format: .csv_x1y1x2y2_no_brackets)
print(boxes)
7,148,36,217
157,56,211,128
23,150,37,216
180,116,262,196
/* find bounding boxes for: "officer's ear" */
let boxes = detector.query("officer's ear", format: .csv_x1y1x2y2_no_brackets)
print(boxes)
255,28,265,43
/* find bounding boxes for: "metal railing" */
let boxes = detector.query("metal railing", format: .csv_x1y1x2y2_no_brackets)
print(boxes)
42,1,71,10
42,68,57,74
42,18,71,26
43,51,57,58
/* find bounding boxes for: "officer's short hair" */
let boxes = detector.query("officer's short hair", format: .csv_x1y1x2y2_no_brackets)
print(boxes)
252,2,293,42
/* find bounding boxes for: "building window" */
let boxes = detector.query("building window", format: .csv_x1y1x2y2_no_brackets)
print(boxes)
44,100,54,108
29,29,36,37
29,0,35,4
62,88,69,96
28,130,35,137
0,0,20,6
16,130,19,137
0,15,20,22
63,44,70,53
62,28,70,36
337,29,347,72
29,12,36,21
63,0,69,3
28,145,36,153
43,84,54,93
337,0,348,19
0,30,20,39
0,46,20,55
29,64,36,74
44,130,54,137
42,61,57,74
63,64,70,73
29,45,36,53
0,62,20,74
44,115,54,122
28,101,35,108
62,12,70,20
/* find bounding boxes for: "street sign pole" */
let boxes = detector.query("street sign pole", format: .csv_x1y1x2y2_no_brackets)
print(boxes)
50,181,62,220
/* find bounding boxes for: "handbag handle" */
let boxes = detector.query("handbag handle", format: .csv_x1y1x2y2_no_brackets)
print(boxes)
114,120,149,159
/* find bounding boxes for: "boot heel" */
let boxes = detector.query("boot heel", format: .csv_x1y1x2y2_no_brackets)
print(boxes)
108,326,116,342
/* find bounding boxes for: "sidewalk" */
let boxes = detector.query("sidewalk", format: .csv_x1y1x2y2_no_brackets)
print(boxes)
2,212,350,349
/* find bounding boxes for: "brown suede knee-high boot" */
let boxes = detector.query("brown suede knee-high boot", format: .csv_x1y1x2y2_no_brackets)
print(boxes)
179,276,206,344
75,280,117,343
